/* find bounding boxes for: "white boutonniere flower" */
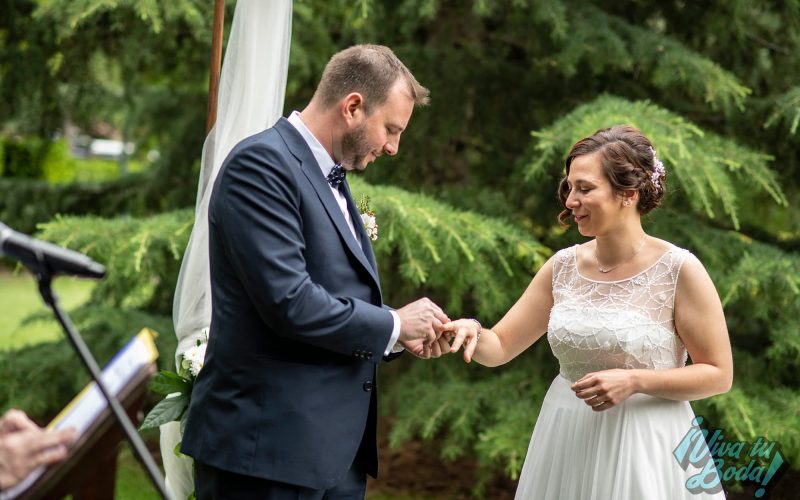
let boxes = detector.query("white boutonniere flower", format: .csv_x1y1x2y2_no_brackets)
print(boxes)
357,195,378,241
181,338,208,378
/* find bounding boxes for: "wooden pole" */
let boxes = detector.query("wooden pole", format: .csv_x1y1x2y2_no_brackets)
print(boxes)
205,0,226,134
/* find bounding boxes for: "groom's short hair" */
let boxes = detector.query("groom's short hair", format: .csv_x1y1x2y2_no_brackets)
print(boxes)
314,44,429,113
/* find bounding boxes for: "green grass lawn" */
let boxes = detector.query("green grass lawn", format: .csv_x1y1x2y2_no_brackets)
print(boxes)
0,270,95,350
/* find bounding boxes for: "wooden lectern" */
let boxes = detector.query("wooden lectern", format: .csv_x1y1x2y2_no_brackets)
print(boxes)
17,363,157,500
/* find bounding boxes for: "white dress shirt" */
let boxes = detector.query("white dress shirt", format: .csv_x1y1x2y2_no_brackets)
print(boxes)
287,112,402,355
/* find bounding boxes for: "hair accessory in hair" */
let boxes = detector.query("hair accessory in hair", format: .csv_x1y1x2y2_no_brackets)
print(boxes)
649,147,665,190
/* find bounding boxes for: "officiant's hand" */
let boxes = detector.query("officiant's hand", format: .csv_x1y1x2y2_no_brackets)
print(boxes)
0,409,76,490
397,297,450,348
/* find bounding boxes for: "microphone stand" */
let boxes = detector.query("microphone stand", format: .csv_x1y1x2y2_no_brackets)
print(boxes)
32,259,170,499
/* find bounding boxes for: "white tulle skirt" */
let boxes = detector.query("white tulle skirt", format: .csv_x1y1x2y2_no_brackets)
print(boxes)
514,375,725,499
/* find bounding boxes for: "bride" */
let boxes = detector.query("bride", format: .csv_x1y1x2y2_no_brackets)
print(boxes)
444,125,732,499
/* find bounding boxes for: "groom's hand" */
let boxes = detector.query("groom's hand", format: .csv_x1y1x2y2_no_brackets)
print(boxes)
397,298,450,348
401,336,451,359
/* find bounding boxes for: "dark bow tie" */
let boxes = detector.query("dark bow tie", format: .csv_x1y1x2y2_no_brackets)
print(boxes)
326,164,346,189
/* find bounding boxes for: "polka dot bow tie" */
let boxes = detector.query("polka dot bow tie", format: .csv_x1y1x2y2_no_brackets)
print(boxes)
326,164,346,189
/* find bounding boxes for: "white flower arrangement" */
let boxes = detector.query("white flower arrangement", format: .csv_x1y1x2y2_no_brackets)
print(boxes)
140,328,209,432
360,212,378,241
181,339,207,378
357,195,378,241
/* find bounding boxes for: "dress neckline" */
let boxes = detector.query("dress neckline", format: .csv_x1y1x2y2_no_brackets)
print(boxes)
572,244,676,284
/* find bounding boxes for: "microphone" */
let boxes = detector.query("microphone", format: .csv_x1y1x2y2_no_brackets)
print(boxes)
0,222,106,279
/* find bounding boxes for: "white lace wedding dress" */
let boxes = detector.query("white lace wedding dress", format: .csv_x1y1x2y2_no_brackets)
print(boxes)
514,244,725,499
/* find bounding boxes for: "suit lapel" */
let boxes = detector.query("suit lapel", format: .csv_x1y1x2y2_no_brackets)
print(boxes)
274,119,381,290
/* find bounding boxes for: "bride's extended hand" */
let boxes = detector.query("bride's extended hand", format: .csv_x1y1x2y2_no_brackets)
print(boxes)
440,318,481,363
571,369,637,412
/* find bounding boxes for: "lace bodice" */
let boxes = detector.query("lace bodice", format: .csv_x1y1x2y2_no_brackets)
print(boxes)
548,244,690,382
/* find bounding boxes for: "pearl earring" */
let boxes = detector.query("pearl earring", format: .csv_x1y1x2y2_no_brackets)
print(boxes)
624,200,631,207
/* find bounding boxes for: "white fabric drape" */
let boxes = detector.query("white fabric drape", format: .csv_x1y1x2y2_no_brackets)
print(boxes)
161,2,292,498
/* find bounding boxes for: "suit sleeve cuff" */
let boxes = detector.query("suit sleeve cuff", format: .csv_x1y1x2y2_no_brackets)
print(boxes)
384,310,403,355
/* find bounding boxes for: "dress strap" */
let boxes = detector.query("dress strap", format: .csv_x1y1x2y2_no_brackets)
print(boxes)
667,247,693,308
551,245,578,288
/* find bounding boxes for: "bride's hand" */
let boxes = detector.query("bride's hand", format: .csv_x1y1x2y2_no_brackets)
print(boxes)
571,369,637,412
440,319,481,363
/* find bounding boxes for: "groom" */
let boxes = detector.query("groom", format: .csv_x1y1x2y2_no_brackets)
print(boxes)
181,45,450,499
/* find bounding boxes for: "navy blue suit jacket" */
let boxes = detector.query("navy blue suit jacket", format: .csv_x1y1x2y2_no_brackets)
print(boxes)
181,118,398,489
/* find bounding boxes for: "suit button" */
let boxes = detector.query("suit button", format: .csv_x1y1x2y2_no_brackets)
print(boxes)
363,381,373,392
365,352,373,359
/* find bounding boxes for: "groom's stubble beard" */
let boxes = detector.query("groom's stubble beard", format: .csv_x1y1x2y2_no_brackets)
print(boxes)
340,121,373,171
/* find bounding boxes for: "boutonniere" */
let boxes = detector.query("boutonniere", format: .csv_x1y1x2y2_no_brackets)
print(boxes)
357,195,378,241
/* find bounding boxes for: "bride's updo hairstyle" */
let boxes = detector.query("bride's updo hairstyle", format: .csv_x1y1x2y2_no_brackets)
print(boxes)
557,125,666,226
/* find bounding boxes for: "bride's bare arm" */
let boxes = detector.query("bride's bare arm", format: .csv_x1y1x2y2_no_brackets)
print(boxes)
634,254,733,399
443,257,555,366
571,254,733,410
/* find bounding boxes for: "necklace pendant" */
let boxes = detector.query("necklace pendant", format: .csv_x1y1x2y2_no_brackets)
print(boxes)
593,237,647,275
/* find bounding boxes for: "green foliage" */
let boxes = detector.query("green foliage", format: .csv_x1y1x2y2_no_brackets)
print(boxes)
388,345,555,490
694,350,800,466
41,139,145,184
0,137,132,183
523,95,787,229
36,210,193,316
0,173,155,235
558,3,751,112
765,86,800,135
32,0,207,37
0,136,47,179
648,212,800,371
1,0,211,202
0,305,174,422
349,177,550,319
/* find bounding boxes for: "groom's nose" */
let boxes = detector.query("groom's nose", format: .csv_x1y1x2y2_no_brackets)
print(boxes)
383,139,399,156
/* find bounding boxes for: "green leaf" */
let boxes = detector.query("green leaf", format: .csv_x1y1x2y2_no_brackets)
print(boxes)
148,370,191,396
139,393,189,430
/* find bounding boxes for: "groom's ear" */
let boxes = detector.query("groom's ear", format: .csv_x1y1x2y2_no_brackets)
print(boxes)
341,92,365,124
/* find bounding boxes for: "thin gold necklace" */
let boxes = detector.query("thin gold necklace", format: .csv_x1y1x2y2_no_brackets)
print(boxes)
594,238,647,273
